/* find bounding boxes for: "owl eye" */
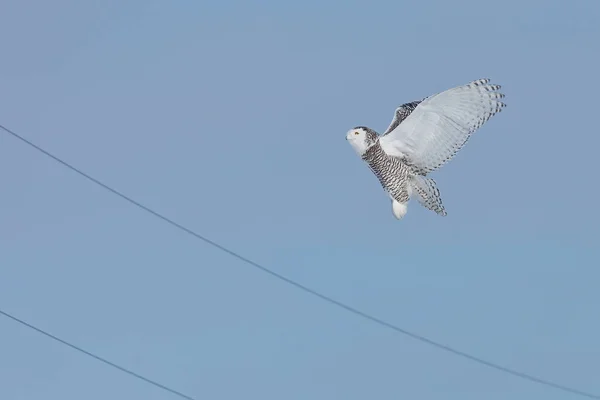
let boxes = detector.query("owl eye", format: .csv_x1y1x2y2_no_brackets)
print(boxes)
354,131,360,135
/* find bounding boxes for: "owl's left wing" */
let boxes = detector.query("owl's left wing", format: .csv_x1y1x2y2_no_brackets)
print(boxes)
379,78,506,175
382,101,423,135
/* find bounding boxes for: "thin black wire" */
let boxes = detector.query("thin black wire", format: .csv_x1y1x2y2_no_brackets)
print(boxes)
1,123,599,400
0,309,196,400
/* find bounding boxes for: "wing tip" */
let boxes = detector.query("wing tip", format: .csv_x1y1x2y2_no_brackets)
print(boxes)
474,78,490,83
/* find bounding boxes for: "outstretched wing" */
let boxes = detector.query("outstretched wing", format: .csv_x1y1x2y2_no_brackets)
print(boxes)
382,101,422,135
379,78,506,175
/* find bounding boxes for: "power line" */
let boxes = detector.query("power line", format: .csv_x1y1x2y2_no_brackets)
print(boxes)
0,309,196,400
1,122,599,400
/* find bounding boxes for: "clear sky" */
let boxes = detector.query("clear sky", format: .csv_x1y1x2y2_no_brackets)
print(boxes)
1,1,599,399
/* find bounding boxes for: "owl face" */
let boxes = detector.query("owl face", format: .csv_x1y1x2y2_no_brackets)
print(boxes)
346,126,377,156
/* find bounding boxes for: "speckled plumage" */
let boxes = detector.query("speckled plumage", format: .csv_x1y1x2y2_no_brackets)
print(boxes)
360,128,411,204
382,101,422,135
346,78,506,219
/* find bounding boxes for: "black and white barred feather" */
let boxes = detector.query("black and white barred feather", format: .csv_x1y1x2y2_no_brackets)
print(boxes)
360,128,411,204
382,101,423,135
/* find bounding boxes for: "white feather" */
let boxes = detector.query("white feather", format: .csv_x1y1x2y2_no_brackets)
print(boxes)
379,78,506,174
392,200,408,219
345,128,370,156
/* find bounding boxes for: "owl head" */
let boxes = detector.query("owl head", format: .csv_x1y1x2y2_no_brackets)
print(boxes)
346,126,378,156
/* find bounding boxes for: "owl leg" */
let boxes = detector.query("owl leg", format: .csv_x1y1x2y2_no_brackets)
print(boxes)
392,200,408,219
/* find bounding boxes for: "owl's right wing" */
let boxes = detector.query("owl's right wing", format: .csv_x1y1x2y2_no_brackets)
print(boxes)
379,78,506,175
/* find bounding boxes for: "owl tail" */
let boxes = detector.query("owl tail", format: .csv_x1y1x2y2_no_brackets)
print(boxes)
409,175,447,216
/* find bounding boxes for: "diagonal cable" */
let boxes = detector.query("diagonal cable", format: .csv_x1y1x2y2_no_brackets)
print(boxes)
0,309,196,400
1,123,598,399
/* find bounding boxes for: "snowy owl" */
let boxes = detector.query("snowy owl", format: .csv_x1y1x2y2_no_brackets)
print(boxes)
346,78,506,219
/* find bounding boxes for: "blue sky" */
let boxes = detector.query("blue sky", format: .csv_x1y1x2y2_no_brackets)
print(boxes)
1,1,599,399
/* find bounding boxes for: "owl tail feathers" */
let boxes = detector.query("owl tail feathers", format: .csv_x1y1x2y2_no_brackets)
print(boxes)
410,176,447,217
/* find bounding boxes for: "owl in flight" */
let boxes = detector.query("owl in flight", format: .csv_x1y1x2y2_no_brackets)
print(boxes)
346,78,506,219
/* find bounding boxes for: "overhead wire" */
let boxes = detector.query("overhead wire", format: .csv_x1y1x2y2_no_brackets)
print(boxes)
1,123,598,400
0,309,196,400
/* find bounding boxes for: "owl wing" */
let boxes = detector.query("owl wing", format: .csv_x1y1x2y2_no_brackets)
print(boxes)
382,101,423,135
379,78,506,175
